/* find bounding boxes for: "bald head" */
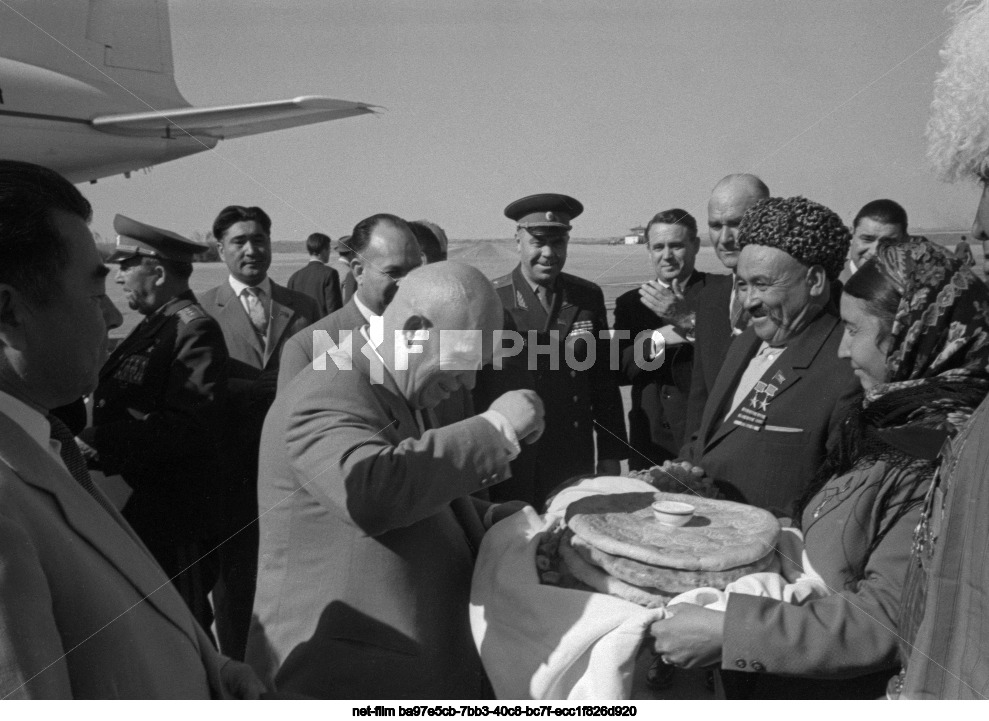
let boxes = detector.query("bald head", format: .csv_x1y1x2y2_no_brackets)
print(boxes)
708,174,770,270
381,262,502,409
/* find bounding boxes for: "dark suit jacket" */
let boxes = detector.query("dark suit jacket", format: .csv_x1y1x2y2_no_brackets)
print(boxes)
80,291,229,548
481,266,628,508
245,338,507,698
287,260,342,319
614,271,708,469
683,306,861,515
0,411,226,698
683,273,735,446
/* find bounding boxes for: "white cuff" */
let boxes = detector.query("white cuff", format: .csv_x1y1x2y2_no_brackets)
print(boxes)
479,409,522,461
649,330,667,362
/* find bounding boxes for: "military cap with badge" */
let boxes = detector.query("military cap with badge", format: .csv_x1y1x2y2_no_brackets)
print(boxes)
107,214,210,264
504,192,584,233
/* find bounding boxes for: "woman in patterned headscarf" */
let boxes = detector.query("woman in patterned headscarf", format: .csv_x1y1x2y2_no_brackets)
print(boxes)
650,238,989,699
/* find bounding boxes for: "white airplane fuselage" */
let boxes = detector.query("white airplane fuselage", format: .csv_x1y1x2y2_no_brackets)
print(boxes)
0,0,369,183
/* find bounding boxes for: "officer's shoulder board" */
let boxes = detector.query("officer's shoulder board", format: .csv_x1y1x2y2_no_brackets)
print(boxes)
177,304,209,325
491,273,513,289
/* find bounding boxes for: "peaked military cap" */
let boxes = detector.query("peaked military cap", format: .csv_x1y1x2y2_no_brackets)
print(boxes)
107,214,208,264
504,193,584,230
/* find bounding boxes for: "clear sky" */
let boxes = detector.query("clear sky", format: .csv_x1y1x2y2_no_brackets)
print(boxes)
79,0,983,242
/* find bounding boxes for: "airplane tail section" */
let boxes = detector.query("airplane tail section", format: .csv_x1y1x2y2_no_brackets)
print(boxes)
2,0,189,115
92,96,376,140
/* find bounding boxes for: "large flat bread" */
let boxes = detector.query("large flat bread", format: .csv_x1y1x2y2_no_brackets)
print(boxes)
569,532,779,593
558,531,671,608
566,491,780,571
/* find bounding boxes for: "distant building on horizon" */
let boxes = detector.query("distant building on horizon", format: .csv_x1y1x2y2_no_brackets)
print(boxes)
623,225,646,245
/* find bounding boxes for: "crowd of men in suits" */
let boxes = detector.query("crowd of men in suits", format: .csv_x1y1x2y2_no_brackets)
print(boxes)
0,153,982,699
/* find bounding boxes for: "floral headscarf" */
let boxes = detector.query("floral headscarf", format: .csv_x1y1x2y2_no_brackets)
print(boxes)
800,238,989,522
865,238,989,418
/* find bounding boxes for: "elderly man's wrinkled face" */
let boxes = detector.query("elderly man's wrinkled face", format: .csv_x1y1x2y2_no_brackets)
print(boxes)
647,222,699,284
353,221,423,316
115,257,163,315
708,189,762,271
736,244,822,346
850,218,907,266
404,302,500,410
517,228,568,287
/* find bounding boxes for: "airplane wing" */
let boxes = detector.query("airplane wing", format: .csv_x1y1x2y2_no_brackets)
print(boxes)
91,95,376,139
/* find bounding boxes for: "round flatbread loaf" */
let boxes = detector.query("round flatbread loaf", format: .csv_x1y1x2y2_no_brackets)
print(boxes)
568,532,778,593
558,531,671,608
566,491,780,571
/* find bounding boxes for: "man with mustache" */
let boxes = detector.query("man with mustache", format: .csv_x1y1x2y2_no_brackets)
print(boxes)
80,214,229,636
682,174,771,442
482,193,627,509
614,208,708,469
672,196,860,517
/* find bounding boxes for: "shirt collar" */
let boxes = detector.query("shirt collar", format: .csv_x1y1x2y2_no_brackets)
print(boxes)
0,388,52,453
228,275,272,299
352,293,374,322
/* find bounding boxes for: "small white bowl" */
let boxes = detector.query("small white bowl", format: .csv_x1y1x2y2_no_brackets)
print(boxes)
652,500,695,527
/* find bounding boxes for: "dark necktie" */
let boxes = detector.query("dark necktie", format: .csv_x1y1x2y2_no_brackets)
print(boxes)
48,414,113,513
535,285,553,315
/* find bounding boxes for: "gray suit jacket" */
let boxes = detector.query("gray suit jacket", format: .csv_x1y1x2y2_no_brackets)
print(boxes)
0,411,225,698
246,339,508,698
199,280,320,374
277,298,365,390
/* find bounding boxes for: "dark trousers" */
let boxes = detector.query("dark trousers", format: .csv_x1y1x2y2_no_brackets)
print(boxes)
147,540,220,646
212,516,259,661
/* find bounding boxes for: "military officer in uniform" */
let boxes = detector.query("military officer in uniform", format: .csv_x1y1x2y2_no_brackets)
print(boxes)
484,193,628,508
77,214,230,636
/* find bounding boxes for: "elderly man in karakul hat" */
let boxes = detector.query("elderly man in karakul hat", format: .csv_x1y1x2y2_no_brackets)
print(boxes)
660,196,862,518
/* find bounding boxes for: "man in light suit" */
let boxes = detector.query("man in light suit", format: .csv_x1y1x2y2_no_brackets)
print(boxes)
0,160,262,698
199,205,319,661
674,196,861,516
246,262,543,698
286,232,342,318
277,213,423,390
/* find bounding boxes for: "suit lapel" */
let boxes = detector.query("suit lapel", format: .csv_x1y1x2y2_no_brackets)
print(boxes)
265,283,301,367
703,308,842,449
700,330,760,448
0,412,202,649
214,283,264,366
508,266,551,333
